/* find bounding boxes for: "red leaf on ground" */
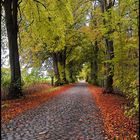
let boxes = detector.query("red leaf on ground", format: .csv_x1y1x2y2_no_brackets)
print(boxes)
2,84,74,124
88,84,138,139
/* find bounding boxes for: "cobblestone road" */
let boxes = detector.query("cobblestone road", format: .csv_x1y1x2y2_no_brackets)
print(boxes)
1,83,106,140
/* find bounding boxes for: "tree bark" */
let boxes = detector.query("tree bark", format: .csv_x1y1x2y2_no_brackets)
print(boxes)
3,0,22,99
90,4,99,86
52,53,60,85
90,41,99,85
51,76,54,86
57,47,68,84
100,0,115,93
61,47,67,83
105,39,114,93
68,61,75,83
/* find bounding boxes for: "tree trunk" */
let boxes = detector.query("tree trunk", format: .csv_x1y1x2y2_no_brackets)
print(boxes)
4,0,22,99
105,39,114,93
90,6,99,85
91,41,98,85
68,61,75,83
57,48,68,84
90,61,93,82
52,53,60,86
100,0,115,93
62,47,67,83
51,76,54,86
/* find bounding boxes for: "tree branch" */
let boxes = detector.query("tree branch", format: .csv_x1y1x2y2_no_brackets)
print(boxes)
18,6,22,25
36,3,41,21
33,0,46,9
18,0,22,6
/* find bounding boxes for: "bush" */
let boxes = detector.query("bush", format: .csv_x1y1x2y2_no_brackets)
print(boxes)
21,68,51,88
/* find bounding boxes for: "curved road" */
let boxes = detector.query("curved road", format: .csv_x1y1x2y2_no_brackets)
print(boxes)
2,83,105,140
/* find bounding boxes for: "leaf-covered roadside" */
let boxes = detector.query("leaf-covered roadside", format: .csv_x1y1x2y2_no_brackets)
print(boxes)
2,84,74,124
88,85,139,139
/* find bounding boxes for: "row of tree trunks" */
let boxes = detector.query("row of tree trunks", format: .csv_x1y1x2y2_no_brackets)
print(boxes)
3,0,23,99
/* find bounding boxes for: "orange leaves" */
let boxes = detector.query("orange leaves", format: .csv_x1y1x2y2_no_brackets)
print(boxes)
2,84,74,124
88,85,138,139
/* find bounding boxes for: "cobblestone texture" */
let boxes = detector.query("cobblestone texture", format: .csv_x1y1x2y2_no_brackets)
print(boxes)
1,83,106,140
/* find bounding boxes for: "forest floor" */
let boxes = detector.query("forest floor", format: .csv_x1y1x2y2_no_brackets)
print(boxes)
1,82,139,140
